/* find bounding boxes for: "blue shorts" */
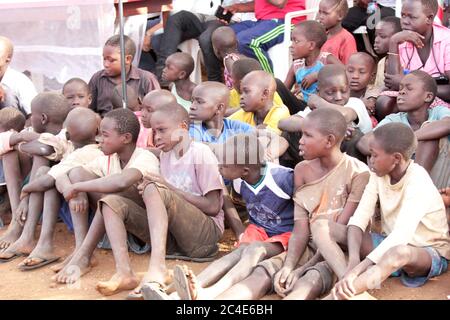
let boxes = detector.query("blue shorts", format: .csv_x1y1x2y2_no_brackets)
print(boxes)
58,199,94,232
371,233,448,287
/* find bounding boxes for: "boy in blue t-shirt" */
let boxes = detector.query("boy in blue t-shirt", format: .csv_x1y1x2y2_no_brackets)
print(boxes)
189,81,254,144
144,133,295,300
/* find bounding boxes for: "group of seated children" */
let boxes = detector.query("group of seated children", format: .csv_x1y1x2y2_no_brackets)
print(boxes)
0,0,449,301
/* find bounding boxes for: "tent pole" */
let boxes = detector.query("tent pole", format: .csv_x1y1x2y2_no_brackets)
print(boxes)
118,0,127,108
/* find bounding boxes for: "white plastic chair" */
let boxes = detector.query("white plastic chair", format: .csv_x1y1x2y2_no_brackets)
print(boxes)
268,8,318,81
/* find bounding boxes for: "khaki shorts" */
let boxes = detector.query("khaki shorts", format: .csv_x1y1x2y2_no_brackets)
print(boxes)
99,182,222,258
256,246,335,295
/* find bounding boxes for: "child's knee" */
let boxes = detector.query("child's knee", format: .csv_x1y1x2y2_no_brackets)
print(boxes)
384,245,412,269
242,242,268,259
142,183,159,199
297,269,322,288
311,219,331,241
68,167,91,182
252,266,273,284
35,166,50,177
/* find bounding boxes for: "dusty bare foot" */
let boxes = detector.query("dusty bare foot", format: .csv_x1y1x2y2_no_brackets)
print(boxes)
127,270,173,299
50,253,97,273
51,254,93,284
0,238,34,259
0,224,23,250
96,273,140,296
173,265,202,300
49,252,73,273
18,243,59,268
349,292,377,300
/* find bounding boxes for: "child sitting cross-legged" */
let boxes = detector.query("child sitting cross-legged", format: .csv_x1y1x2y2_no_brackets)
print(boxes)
15,108,102,270
51,108,160,283
0,93,72,259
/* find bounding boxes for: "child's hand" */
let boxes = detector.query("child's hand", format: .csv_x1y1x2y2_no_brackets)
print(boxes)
362,97,376,116
301,73,318,90
292,84,302,97
69,194,88,214
390,30,425,48
307,94,322,110
384,73,404,91
273,266,294,296
63,184,79,201
20,189,29,200
331,270,358,300
345,126,356,141
274,267,304,297
15,197,29,227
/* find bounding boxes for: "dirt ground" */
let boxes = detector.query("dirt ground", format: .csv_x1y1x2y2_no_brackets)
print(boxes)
0,223,449,300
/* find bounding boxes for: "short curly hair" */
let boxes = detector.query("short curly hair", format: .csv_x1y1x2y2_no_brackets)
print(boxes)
103,108,140,142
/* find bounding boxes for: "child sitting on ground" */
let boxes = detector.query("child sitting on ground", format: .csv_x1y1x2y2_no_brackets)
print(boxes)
0,107,26,228
192,108,369,300
228,70,290,136
346,52,381,127
16,108,102,271
279,65,373,167
89,35,160,117
62,78,92,109
50,108,160,282
211,26,246,90
161,52,196,112
318,0,357,64
86,103,224,298
329,123,450,300
152,133,295,300
357,71,450,189
0,93,71,259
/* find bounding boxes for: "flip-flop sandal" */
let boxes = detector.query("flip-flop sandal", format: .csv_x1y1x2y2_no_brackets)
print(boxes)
126,288,143,300
18,256,61,271
0,251,26,264
173,265,193,300
142,281,170,300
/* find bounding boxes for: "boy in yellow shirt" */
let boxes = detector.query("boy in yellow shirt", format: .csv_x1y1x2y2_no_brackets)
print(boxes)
228,71,289,136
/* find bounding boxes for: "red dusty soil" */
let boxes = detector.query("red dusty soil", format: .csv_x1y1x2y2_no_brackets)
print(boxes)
0,223,449,300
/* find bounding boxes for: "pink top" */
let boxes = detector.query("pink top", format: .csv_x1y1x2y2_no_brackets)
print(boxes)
255,0,306,24
321,28,357,65
159,141,225,233
399,23,450,76
134,111,154,148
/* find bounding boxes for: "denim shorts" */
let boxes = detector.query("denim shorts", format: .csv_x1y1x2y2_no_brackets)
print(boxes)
371,233,448,287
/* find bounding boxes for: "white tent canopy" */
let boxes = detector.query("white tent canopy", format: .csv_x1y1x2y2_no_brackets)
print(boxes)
0,0,115,91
